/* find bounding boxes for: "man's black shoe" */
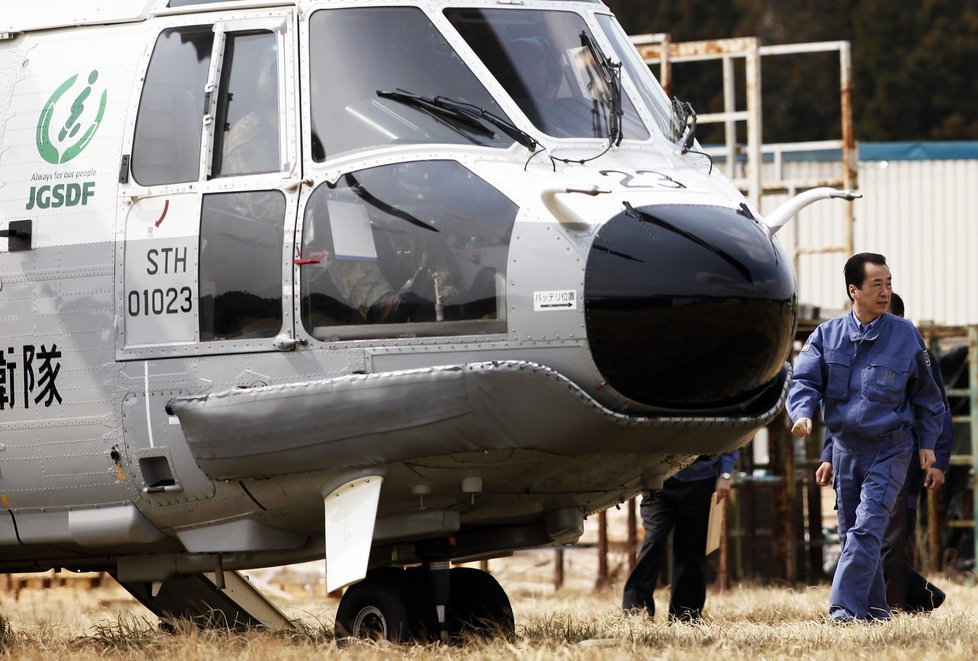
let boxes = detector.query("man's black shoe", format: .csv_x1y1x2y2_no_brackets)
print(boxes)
907,583,946,613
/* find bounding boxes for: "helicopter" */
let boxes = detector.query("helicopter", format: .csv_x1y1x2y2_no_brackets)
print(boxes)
0,0,857,641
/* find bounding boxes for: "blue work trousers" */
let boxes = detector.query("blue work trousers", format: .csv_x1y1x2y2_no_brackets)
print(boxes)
830,442,913,621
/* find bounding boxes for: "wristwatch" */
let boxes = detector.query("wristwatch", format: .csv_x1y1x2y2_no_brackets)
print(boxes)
720,472,733,480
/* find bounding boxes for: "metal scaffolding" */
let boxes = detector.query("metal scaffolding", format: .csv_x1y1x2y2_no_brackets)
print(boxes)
920,325,978,574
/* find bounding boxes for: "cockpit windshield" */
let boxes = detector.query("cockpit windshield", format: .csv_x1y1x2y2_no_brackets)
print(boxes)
444,8,650,141
309,7,517,160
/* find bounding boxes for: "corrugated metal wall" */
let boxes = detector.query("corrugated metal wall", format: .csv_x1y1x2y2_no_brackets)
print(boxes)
760,158,978,325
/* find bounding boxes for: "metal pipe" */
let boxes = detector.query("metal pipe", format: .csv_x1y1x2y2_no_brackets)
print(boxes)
723,55,737,180
745,38,762,211
970,326,978,570
839,41,856,257
765,187,862,235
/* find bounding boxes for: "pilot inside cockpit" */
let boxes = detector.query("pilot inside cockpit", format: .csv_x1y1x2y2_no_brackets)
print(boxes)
301,187,437,326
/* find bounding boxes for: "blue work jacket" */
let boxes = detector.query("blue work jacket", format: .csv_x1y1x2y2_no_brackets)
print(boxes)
788,311,945,454
819,348,953,470
674,451,739,482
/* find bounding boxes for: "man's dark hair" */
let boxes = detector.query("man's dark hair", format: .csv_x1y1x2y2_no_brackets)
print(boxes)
844,252,887,301
890,292,905,317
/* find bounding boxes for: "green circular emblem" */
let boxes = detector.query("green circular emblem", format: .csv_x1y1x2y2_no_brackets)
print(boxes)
36,70,108,165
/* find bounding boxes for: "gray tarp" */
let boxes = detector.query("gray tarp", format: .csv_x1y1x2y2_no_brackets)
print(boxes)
168,360,790,480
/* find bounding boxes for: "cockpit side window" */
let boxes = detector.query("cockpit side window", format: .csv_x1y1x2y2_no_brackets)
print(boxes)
445,8,650,141
132,26,214,186
199,191,285,341
299,161,516,340
595,14,674,139
308,7,516,160
211,31,282,177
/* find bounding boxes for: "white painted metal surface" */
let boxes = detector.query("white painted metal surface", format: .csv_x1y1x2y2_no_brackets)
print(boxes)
0,0,158,33
765,156,978,325
324,476,384,592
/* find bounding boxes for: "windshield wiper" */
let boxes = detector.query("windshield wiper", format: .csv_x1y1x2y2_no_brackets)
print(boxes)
377,89,537,151
431,96,538,151
580,31,624,147
377,89,493,140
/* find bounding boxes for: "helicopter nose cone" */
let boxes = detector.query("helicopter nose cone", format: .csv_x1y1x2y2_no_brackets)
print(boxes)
584,203,796,410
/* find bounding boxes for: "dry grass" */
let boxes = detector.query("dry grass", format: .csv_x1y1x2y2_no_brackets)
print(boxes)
2,573,978,659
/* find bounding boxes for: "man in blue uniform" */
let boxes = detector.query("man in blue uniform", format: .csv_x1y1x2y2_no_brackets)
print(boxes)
815,292,951,612
622,451,737,621
788,253,945,622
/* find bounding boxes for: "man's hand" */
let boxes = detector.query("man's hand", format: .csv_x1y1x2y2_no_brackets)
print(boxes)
715,476,732,502
919,448,936,471
791,417,813,438
815,461,833,487
924,467,945,490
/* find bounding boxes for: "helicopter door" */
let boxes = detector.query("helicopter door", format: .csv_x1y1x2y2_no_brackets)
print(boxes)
115,12,299,501
117,11,299,360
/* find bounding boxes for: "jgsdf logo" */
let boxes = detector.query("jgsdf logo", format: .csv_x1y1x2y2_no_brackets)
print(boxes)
36,70,107,165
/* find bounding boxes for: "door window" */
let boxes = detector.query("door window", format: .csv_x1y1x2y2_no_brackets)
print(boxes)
131,26,214,185
199,191,285,341
212,32,282,177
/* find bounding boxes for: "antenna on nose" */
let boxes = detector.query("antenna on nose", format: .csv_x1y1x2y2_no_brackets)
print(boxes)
764,187,862,235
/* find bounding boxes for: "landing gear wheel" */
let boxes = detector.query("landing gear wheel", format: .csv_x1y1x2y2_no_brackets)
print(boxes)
335,568,432,642
448,567,515,640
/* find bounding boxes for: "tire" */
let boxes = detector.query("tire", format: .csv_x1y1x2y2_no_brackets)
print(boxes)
448,567,515,640
334,569,426,642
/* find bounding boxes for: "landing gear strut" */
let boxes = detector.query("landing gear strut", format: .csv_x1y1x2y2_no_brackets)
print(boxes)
334,565,514,642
